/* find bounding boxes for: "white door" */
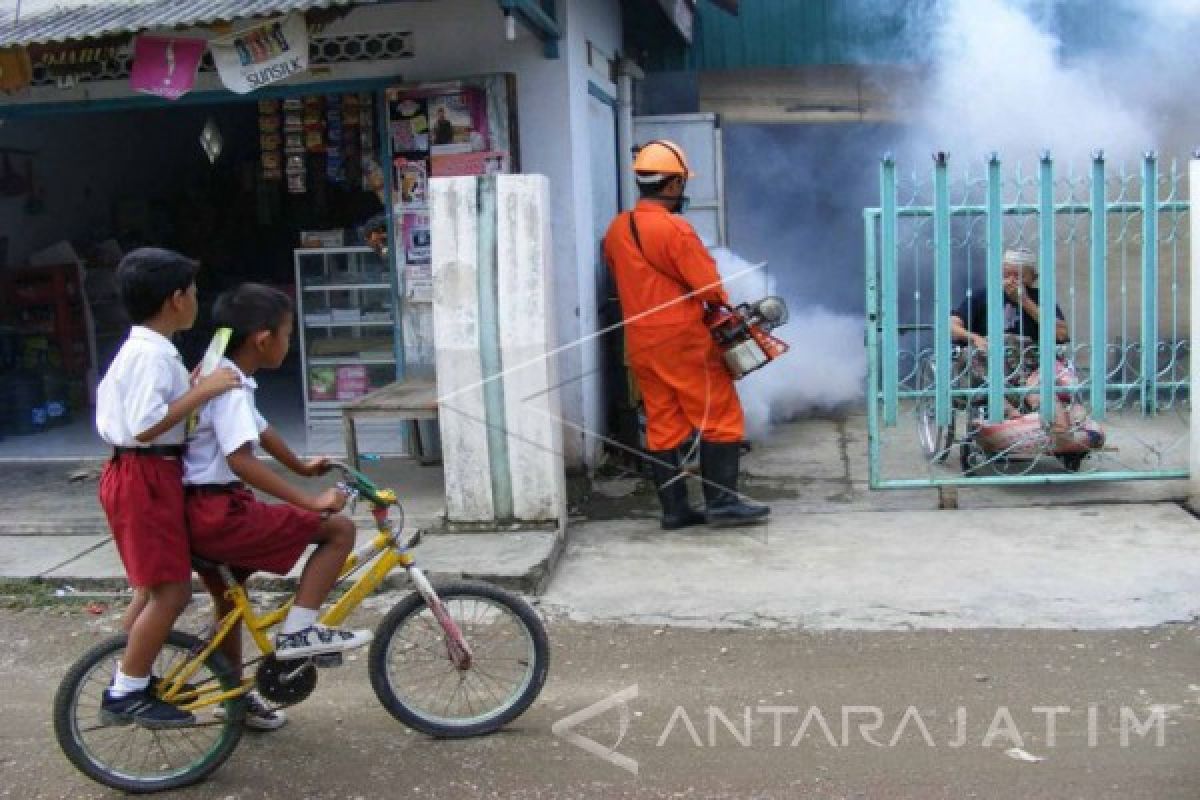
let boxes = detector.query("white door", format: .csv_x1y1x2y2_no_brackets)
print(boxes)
633,112,726,246
584,90,620,468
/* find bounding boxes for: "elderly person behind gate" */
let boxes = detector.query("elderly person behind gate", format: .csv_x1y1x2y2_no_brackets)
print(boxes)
948,247,1070,417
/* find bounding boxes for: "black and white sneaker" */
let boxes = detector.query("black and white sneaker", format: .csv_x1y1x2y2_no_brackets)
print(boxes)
214,690,287,731
100,687,196,729
274,624,372,660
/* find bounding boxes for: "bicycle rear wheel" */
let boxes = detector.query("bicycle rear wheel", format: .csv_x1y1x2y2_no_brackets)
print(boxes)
369,580,549,738
54,631,244,793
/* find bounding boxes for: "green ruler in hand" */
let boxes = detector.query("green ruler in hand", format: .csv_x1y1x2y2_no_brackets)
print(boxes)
187,327,232,435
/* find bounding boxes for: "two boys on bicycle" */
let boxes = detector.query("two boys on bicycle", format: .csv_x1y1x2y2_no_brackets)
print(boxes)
97,249,371,730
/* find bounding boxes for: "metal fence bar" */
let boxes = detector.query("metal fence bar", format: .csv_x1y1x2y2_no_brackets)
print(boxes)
890,202,1188,217
876,469,1188,489
1168,160,1183,403
880,157,899,427
1141,153,1160,414
1038,154,1057,423
933,153,952,427
894,380,1187,401
1090,153,1108,419
865,209,883,488
986,154,1005,422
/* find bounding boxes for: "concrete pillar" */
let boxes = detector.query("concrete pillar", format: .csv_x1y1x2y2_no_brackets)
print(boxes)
497,175,568,523
1189,157,1200,503
430,177,494,523
430,174,566,528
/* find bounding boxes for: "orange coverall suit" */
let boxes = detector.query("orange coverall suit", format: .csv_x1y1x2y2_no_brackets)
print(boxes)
602,200,745,452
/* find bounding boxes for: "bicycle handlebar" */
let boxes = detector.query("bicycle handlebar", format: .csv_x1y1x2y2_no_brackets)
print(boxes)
324,459,395,507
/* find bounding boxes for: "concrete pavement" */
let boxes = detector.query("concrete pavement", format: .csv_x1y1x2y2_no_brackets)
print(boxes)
543,503,1200,630
1,415,1196,618
0,456,562,594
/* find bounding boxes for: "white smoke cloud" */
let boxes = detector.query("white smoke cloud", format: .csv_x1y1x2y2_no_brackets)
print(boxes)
909,0,1153,165
712,248,866,441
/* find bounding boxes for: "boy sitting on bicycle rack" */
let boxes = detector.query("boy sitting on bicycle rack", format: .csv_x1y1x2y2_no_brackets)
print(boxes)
184,283,373,728
97,248,241,729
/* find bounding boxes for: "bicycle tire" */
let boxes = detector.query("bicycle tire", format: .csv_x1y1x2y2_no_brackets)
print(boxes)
368,580,549,738
916,358,954,463
53,631,245,793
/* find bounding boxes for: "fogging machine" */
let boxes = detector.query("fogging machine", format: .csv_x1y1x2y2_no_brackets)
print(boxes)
705,296,790,379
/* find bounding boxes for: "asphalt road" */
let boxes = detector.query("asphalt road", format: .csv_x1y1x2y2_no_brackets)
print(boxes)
4,597,1200,799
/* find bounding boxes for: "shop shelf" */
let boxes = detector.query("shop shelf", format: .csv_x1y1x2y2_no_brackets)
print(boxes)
302,283,392,291
295,245,400,429
309,355,397,365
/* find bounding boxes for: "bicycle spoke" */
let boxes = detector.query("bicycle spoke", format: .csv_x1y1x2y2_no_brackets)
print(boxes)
461,668,505,709
381,591,539,727
62,640,239,788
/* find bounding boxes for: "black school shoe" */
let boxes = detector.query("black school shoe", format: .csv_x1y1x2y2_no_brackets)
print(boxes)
100,687,197,729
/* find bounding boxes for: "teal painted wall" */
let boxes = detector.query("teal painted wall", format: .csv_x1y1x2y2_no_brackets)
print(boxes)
625,0,1134,73
626,0,940,71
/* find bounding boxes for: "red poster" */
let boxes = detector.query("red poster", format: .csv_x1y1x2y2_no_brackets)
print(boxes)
430,150,509,178
130,35,206,100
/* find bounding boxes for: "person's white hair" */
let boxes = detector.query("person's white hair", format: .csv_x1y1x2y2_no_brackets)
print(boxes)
1003,247,1037,272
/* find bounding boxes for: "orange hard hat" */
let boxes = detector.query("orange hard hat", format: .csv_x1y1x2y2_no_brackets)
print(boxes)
632,139,696,179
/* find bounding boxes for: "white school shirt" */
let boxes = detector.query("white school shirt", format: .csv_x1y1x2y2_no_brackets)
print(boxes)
95,326,190,447
183,358,268,486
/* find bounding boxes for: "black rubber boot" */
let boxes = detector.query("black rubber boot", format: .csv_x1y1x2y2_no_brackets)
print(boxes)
700,440,770,527
648,449,706,530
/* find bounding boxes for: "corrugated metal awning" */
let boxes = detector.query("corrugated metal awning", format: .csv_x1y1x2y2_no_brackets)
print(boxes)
1,0,386,47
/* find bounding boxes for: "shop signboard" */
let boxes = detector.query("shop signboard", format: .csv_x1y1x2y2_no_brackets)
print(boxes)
27,36,125,78
211,13,308,95
130,35,206,100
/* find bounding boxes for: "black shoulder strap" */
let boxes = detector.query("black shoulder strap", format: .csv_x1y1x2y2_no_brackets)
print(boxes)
626,211,687,293
627,211,645,257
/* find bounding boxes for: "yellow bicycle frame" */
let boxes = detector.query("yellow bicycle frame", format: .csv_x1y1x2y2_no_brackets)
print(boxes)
158,509,415,713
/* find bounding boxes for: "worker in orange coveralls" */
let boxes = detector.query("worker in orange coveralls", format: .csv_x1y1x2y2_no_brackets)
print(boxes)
602,140,769,529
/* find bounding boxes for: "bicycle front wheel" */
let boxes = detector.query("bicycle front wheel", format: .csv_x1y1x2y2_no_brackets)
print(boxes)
916,357,954,463
53,631,244,793
369,580,549,738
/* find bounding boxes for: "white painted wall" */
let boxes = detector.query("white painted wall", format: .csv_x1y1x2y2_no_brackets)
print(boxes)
0,0,622,472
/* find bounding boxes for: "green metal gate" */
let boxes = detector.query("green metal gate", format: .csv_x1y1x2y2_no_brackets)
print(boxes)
865,152,1190,488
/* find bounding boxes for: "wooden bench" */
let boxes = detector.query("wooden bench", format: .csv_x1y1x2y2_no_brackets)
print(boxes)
341,378,440,469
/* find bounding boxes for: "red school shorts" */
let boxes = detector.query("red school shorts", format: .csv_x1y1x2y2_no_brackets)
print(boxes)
185,487,322,576
98,454,190,588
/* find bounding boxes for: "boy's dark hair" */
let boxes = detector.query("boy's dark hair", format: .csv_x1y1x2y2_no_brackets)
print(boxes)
212,283,294,354
116,247,199,323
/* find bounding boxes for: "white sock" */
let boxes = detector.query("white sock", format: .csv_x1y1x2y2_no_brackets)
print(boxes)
281,606,319,635
110,665,150,698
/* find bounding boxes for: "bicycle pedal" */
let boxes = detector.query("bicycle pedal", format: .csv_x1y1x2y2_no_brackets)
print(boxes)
312,653,344,668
